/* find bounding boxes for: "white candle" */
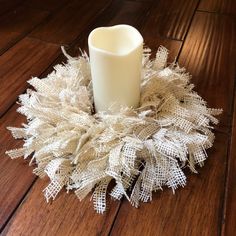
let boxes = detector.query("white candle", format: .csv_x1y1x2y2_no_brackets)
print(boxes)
88,24,143,112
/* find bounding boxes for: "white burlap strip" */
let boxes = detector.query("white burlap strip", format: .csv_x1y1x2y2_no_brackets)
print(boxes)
6,46,222,213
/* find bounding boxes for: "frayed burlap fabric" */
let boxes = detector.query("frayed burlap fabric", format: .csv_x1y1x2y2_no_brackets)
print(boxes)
6,46,222,213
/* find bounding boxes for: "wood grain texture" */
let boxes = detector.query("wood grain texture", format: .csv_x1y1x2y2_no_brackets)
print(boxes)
0,6,49,33
0,32,21,54
222,95,236,236
0,0,22,16
128,0,153,2
0,6,50,53
0,37,60,116
198,0,236,14
23,0,70,11
2,179,120,236
142,0,199,40
30,0,113,44
0,104,35,231
105,0,150,28
178,12,236,132
110,12,235,236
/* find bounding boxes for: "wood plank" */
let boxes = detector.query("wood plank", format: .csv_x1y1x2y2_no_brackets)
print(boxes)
222,95,236,235
106,1,150,28
30,0,113,45
178,12,236,132
142,0,199,41
0,104,35,231
0,32,22,54
0,0,22,16
0,6,49,33
128,0,153,2
198,0,236,14
1,179,120,236
110,12,235,236
0,37,60,116
0,6,50,53
23,0,70,11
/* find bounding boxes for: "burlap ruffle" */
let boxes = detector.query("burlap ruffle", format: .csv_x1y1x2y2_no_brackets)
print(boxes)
6,46,222,213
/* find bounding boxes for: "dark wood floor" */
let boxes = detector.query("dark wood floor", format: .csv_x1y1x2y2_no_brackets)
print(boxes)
0,0,235,235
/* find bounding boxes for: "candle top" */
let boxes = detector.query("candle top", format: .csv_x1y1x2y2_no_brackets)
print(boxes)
88,24,143,57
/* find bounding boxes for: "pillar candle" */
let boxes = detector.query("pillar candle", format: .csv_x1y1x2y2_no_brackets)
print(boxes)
88,24,143,112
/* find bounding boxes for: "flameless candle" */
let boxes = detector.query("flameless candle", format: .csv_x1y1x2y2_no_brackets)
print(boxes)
88,24,143,112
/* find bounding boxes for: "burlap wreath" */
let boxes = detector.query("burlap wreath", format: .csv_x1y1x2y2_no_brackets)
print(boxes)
6,46,222,213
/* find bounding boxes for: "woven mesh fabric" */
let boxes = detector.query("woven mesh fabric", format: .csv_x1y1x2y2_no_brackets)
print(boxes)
6,46,222,213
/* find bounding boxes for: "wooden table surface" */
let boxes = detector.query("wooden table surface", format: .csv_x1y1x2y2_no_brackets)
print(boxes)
0,0,235,235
